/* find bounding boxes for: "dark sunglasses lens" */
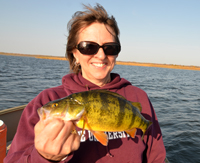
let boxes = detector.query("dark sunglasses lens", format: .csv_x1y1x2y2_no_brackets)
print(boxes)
104,44,120,55
78,42,98,55
77,41,120,55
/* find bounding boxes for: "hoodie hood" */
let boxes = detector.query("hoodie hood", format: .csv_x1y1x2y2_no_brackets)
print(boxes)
62,72,132,94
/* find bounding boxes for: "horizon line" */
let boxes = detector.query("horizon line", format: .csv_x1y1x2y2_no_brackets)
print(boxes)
1,52,200,71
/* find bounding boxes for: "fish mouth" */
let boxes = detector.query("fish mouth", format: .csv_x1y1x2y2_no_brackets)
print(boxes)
37,107,52,120
37,107,43,118
37,107,47,120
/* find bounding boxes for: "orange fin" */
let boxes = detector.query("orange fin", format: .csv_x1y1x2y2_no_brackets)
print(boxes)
91,130,108,146
125,128,137,138
80,120,85,138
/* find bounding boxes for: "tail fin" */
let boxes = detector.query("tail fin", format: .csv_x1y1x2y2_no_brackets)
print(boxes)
141,120,153,140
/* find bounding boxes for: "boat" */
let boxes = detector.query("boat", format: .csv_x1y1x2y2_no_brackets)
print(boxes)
0,105,170,162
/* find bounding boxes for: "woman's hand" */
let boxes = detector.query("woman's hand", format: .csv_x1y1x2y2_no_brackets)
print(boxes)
34,118,80,161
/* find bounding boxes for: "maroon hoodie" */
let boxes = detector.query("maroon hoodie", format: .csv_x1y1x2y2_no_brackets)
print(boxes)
5,73,166,163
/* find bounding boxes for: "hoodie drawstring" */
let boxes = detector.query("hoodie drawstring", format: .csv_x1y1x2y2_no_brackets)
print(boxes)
85,85,89,91
106,143,114,157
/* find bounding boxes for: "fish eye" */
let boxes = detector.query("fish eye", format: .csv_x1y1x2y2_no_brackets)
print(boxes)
52,103,58,107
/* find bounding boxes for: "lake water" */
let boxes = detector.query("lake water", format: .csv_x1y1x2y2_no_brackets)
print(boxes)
0,54,200,163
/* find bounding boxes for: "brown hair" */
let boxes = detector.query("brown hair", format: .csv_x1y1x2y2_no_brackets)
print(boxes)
66,3,120,74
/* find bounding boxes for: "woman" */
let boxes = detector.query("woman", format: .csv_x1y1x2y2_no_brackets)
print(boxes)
5,4,166,163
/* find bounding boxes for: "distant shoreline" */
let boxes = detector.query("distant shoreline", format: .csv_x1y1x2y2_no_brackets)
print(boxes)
1,52,200,71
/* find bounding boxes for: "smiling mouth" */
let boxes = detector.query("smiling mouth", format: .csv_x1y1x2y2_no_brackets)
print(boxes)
92,63,106,67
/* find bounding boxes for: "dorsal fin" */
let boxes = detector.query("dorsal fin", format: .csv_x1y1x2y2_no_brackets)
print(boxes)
130,102,142,112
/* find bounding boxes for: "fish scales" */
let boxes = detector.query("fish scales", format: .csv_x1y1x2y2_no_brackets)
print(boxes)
70,91,121,130
84,91,121,131
73,91,140,131
96,92,119,130
99,92,122,128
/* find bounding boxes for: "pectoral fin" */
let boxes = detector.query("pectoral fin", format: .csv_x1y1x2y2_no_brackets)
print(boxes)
91,130,108,146
125,128,137,138
80,119,86,138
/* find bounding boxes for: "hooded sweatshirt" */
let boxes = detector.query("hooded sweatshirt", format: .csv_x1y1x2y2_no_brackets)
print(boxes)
4,73,166,163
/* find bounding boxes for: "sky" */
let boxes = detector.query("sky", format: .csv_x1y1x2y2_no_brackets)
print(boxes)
0,0,200,66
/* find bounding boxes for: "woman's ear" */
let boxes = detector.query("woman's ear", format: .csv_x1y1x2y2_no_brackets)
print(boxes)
73,51,80,64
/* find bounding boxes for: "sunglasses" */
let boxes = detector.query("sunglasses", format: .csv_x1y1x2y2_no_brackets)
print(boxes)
76,41,121,56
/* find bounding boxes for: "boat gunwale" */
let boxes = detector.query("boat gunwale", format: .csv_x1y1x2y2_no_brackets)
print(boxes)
0,105,27,115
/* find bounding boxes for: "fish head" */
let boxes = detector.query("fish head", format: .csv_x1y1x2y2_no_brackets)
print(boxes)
37,97,85,121
65,98,85,121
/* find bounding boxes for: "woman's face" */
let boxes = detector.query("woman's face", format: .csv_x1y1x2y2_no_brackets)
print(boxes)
73,22,118,87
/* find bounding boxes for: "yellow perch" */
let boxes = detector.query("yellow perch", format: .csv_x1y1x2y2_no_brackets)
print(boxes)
38,90,152,146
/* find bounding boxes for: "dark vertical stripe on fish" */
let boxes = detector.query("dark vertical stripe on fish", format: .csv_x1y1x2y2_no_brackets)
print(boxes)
81,91,90,104
99,92,109,111
128,105,137,129
138,117,146,128
116,98,126,127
